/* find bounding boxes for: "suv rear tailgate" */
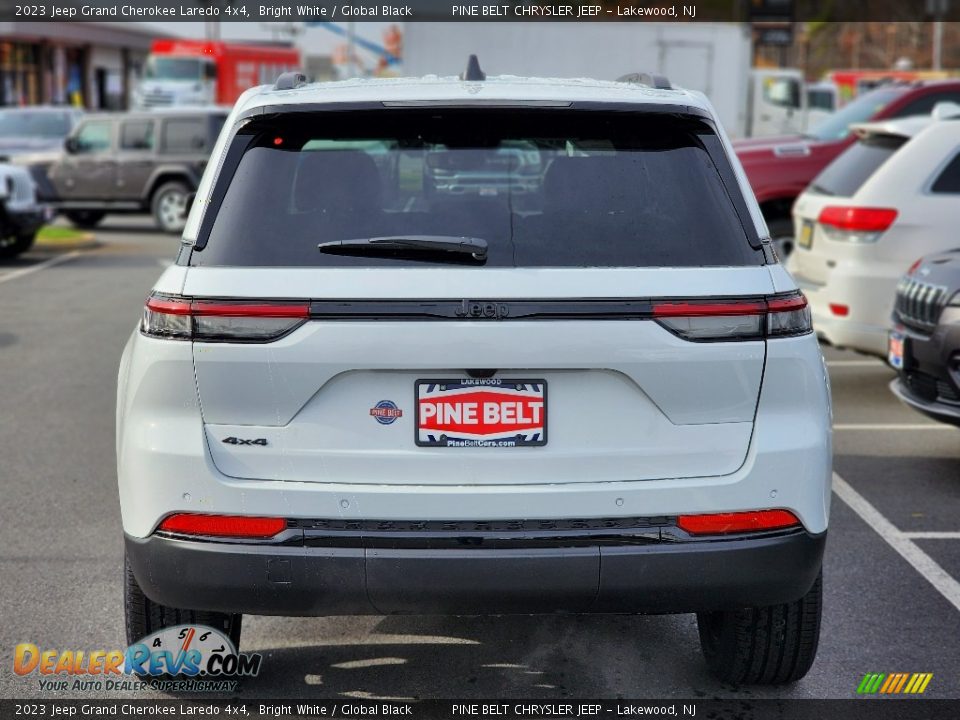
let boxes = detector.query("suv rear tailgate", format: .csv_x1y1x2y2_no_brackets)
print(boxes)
187,266,773,485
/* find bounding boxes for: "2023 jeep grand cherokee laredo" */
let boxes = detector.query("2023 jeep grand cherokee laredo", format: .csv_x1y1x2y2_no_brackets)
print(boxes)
117,66,832,685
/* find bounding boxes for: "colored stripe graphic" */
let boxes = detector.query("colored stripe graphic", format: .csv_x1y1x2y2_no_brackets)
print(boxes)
857,673,932,694
857,673,885,694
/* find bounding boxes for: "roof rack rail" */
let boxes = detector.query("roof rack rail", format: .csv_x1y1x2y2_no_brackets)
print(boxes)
460,54,486,82
274,72,308,91
616,72,672,90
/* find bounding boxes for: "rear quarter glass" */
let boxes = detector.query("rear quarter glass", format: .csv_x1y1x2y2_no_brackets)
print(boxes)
190,109,763,269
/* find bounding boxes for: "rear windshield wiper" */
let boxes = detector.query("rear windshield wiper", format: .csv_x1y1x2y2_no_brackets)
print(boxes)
318,235,488,261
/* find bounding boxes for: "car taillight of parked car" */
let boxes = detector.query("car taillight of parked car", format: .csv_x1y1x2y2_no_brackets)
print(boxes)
652,292,811,341
817,205,898,243
141,295,309,343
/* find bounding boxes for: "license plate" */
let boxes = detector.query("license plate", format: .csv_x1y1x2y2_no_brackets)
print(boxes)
798,220,814,250
415,379,547,448
888,328,905,369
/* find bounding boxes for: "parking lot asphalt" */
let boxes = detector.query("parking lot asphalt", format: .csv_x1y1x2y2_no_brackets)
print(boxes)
2,218,959,702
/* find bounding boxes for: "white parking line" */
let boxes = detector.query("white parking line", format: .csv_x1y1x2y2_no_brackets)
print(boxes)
902,532,960,540
833,423,952,430
832,472,960,613
0,250,82,285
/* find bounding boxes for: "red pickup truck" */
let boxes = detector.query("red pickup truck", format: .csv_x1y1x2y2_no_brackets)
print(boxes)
734,82,960,256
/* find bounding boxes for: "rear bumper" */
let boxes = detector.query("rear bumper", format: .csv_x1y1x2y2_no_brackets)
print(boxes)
811,313,888,357
790,260,899,357
125,528,825,616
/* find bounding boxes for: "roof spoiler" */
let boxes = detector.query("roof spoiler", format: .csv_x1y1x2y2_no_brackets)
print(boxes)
274,72,308,91
932,101,960,120
616,72,672,90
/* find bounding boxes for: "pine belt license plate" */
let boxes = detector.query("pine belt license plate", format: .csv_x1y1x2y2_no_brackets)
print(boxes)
416,379,547,448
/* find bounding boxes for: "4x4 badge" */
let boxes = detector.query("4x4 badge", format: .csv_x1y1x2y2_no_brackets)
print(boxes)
456,300,510,320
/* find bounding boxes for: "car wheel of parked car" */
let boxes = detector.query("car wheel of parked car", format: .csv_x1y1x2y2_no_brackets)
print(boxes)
0,232,36,259
696,571,822,685
152,182,190,235
65,210,106,229
124,553,242,649
767,218,794,260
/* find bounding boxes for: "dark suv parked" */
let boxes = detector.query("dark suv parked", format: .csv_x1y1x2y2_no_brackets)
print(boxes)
889,250,960,427
38,108,226,233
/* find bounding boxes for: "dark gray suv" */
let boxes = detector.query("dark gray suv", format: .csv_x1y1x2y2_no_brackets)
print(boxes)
889,250,960,427
40,108,226,233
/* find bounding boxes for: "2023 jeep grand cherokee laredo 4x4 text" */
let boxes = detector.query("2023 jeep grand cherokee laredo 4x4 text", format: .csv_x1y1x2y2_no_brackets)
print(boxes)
117,65,832,685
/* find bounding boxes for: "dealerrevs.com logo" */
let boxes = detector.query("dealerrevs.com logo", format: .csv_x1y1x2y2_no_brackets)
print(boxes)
14,625,262,692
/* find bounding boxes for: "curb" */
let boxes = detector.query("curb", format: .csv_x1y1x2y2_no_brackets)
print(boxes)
34,232,100,252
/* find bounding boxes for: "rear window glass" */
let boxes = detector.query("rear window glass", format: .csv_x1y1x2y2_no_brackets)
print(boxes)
193,110,760,268
931,152,960,194
804,87,903,142
808,134,906,197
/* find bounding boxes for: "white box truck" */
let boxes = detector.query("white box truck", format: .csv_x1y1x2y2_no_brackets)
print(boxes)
402,22,829,138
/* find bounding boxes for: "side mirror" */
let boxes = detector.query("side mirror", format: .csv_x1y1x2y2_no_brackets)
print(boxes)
182,192,196,219
64,137,78,154
204,63,218,81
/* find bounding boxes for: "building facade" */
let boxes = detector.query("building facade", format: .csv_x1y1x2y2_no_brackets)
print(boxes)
0,22,157,109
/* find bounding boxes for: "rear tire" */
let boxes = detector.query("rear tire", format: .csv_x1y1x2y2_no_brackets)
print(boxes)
0,232,36,258
697,571,822,685
64,210,105,229
151,182,190,234
123,553,242,649
767,218,794,260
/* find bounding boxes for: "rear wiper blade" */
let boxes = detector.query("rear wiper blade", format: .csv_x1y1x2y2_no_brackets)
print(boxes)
318,235,488,260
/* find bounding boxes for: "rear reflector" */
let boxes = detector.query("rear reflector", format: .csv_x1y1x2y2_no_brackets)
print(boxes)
142,294,309,342
818,206,897,238
654,293,811,341
829,303,850,317
677,510,801,535
158,513,286,539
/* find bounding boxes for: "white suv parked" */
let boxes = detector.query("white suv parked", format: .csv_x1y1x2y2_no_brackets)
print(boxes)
788,104,960,357
117,62,832,685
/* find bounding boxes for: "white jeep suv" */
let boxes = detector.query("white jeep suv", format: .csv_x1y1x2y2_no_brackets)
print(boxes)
117,63,832,685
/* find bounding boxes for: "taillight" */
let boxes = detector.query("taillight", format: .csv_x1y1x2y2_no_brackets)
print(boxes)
654,293,811,341
158,513,287,539
677,510,801,535
818,206,897,243
142,294,309,342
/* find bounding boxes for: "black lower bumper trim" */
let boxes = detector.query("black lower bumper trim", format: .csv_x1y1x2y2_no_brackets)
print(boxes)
125,529,825,616
891,378,960,427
